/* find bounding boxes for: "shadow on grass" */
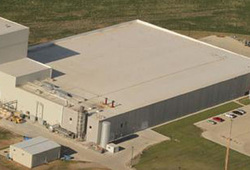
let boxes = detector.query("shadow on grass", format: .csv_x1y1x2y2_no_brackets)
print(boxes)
61,145,77,157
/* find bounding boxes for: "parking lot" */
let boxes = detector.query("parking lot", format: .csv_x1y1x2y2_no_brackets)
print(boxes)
195,105,250,157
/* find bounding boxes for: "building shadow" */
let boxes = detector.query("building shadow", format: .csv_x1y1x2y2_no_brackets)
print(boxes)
28,43,80,64
118,146,125,151
113,134,139,144
52,69,65,78
60,145,77,157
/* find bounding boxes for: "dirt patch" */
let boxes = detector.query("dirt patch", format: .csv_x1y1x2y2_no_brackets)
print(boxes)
0,157,109,170
0,155,28,170
34,160,109,170
175,30,250,40
0,127,23,149
200,35,250,57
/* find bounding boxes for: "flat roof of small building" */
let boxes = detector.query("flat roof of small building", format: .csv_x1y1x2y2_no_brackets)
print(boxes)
0,58,51,77
12,136,60,155
0,17,28,35
28,20,250,119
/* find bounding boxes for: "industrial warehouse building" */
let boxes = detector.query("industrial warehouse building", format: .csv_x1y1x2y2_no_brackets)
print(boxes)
1,17,250,148
9,137,61,168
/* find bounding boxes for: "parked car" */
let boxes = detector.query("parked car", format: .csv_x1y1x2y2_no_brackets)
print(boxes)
224,112,237,119
232,110,243,116
212,117,224,122
236,109,246,114
207,119,217,125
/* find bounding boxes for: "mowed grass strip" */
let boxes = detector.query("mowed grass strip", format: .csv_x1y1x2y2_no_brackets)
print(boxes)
135,102,250,170
238,97,250,105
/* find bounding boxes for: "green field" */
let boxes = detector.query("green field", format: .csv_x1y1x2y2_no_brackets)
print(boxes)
1,0,250,44
135,102,250,170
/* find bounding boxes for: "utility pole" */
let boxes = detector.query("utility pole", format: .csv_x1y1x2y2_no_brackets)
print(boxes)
131,146,134,167
225,118,233,170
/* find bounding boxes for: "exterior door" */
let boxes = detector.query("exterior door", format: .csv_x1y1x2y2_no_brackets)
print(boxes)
36,102,44,119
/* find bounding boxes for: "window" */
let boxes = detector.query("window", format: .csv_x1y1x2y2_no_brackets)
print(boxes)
69,118,72,121
120,123,123,128
89,126,92,129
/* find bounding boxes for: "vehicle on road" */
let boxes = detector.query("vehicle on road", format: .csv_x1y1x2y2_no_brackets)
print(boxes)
232,110,243,116
207,119,217,125
212,117,224,122
224,112,237,119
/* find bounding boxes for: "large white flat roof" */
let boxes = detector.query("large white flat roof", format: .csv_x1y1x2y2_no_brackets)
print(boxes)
0,17,28,35
28,20,250,119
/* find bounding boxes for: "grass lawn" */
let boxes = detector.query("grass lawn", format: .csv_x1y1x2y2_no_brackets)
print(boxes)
238,97,250,105
135,102,250,170
1,0,250,44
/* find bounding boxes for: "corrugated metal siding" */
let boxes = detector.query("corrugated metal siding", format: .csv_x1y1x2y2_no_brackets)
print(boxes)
106,73,250,141
32,147,60,167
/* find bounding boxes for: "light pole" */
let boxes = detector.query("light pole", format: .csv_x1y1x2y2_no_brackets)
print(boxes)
225,118,233,170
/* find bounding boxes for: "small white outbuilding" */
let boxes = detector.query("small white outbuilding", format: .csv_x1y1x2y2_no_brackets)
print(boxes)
9,136,61,168
106,143,119,153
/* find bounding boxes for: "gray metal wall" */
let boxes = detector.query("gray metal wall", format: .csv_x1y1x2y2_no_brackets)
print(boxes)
105,73,250,141
31,147,60,168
